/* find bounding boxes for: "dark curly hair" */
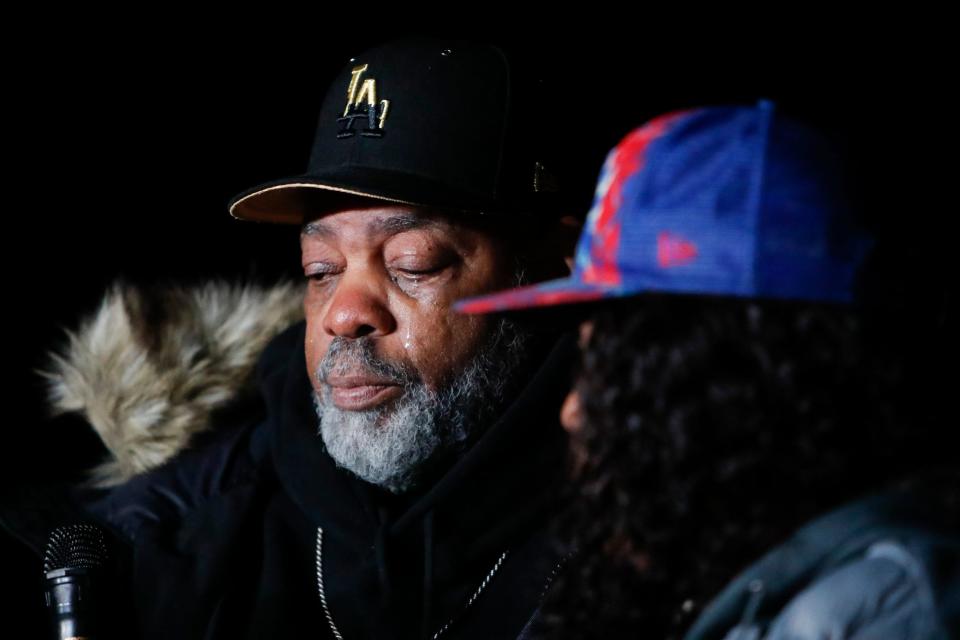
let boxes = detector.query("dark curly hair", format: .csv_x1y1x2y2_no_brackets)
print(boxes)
528,292,955,639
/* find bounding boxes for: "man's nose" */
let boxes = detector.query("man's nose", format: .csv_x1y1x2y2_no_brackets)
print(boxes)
321,271,396,339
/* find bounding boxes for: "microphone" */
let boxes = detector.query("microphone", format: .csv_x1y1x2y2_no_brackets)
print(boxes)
43,523,108,640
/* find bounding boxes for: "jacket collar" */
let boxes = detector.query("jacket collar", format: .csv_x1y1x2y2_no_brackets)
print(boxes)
38,280,305,488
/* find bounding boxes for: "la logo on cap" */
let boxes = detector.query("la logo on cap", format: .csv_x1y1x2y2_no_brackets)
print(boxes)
338,64,391,138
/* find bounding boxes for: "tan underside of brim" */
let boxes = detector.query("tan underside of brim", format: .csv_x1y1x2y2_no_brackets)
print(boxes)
229,182,424,224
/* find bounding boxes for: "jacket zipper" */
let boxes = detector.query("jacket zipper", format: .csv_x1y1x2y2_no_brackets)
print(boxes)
315,526,510,640
430,549,509,639
315,527,344,640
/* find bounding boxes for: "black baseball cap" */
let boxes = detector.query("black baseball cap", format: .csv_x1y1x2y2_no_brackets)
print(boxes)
228,37,561,224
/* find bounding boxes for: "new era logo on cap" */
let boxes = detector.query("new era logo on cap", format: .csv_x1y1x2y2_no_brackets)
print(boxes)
657,231,698,268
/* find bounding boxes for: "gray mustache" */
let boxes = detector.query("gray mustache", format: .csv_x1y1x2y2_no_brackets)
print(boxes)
317,336,420,387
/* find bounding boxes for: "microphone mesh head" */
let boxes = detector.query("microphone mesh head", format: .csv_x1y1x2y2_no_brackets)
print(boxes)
43,523,108,573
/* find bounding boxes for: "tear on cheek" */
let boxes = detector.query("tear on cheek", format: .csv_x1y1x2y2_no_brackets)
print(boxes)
400,281,440,304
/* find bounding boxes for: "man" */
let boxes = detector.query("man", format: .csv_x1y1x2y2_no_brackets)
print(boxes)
0,38,579,639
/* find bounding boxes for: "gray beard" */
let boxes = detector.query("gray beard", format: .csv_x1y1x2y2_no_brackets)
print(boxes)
312,316,530,493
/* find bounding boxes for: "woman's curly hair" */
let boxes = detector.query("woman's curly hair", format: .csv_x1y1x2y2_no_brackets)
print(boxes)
529,293,954,639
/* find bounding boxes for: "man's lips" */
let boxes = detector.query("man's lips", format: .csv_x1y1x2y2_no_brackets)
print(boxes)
324,376,403,411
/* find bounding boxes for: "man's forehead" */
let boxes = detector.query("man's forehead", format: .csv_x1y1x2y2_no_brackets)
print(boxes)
300,206,461,241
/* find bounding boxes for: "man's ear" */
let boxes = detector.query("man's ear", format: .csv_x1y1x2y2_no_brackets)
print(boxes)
555,215,582,274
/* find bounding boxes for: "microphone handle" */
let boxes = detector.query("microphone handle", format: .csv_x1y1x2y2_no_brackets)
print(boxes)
45,567,98,640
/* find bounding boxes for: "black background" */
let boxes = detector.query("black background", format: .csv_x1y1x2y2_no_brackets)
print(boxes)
3,19,953,624
7,20,954,499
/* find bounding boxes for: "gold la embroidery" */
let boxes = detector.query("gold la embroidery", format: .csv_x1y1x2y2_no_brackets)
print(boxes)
338,64,390,138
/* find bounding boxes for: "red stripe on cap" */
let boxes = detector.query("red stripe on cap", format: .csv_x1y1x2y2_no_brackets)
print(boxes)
455,286,606,314
583,110,692,285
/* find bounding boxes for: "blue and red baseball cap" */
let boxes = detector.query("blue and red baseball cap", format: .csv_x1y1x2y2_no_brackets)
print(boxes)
455,101,872,315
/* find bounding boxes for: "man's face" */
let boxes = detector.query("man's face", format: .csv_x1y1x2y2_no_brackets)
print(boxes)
301,205,525,491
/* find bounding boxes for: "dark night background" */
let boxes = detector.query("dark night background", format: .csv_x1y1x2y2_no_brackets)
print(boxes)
3,20,953,624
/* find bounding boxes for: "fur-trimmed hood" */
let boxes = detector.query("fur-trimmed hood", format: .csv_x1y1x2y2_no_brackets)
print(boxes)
37,280,305,488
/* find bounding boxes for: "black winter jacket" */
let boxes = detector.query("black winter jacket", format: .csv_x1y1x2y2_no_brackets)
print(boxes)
2,283,576,640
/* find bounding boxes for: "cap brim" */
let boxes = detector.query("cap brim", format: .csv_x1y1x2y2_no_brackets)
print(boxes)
454,277,627,315
228,167,504,224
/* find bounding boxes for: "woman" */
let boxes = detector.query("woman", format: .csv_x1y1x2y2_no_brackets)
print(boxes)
456,102,959,639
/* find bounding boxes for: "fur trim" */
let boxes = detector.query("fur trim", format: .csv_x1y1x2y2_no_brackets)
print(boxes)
37,280,305,488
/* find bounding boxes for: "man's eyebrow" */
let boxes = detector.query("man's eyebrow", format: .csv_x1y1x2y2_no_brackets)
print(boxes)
368,213,443,236
301,220,333,238
301,213,445,239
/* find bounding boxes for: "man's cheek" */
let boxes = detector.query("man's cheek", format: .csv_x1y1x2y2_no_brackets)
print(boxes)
304,335,332,390
421,318,489,387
